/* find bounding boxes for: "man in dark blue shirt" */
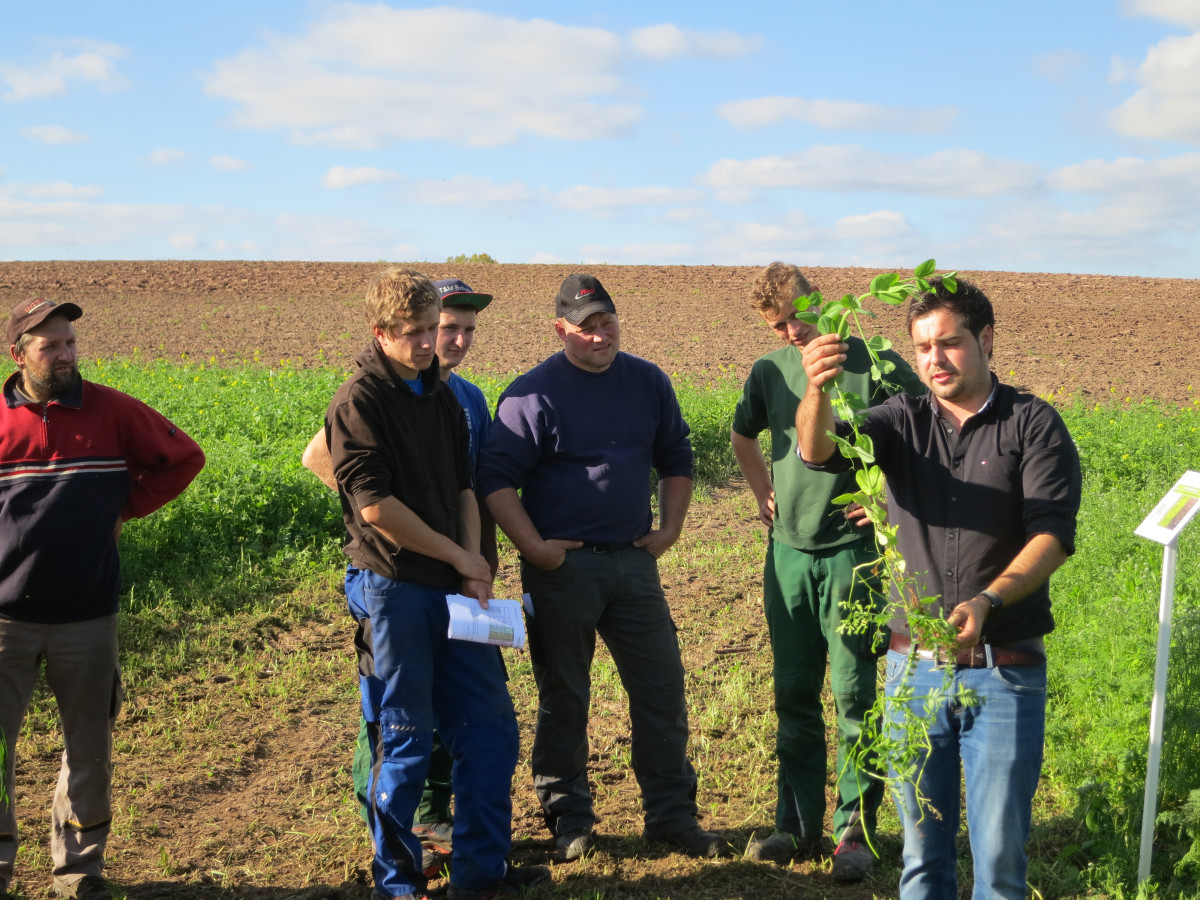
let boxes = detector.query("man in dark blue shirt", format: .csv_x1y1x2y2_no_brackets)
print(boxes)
796,277,1081,900
478,274,727,862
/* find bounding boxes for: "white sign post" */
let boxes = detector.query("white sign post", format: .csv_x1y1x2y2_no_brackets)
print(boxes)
1133,470,1200,885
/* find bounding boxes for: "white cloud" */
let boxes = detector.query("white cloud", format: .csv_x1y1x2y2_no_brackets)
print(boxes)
832,211,914,240
702,146,1040,199
16,182,103,200
169,233,199,251
578,241,694,263
628,24,758,60
210,155,252,171
717,97,957,133
272,212,417,259
1121,0,1200,28
149,148,188,165
204,5,642,149
553,185,704,211
21,125,89,144
1109,32,1200,142
1048,153,1200,216
1031,49,1088,83
0,191,247,251
0,40,127,101
322,165,399,189
406,175,531,206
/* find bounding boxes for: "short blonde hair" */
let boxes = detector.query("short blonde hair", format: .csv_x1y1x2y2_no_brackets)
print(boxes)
750,262,815,317
365,267,440,333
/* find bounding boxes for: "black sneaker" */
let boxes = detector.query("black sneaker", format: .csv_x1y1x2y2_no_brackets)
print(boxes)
52,876,111,900
555,829,595,860
446,863,551,899
746,831,820,864
644,824,730,858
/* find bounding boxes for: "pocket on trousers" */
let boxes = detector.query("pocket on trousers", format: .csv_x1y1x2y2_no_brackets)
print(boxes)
993,663,1047,695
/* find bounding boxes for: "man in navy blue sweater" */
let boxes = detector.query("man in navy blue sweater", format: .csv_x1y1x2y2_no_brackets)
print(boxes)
477,274,727,862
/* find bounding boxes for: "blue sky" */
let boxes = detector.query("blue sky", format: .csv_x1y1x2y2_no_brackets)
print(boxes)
3,1,1199,276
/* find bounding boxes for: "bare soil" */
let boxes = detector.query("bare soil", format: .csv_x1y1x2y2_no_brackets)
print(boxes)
2,260,1198,402
2,260,1198,900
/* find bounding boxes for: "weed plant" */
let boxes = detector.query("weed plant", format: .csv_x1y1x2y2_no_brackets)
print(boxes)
33,357,1200,898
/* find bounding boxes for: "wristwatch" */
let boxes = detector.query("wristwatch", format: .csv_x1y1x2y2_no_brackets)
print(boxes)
979,589,1003,609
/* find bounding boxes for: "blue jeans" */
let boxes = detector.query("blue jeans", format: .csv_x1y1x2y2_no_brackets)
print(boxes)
345,566,518,898
884,649,1047,900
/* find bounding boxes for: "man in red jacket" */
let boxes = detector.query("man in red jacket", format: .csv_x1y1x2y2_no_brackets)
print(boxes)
0,299,205,900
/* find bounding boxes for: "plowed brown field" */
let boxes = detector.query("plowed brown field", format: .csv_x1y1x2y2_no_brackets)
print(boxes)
3,261,1198,403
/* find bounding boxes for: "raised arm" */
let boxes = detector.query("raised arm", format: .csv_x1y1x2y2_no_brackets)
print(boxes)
795,333,848,464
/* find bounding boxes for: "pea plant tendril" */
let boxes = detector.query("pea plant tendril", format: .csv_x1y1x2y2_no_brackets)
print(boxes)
793,259,978,832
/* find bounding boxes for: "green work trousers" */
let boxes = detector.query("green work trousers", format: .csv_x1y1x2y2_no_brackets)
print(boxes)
763,537,885,843
353,717,453,826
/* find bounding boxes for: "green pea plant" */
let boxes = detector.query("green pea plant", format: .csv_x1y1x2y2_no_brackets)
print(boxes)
793,259,978,833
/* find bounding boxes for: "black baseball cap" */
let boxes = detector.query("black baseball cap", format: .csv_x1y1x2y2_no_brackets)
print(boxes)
554,274,616,325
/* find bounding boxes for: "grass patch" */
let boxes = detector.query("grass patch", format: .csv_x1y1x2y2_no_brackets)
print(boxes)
11,362,1200,898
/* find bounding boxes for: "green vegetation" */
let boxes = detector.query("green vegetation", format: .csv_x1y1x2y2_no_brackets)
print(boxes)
13,358,1200,897
445,252,498,264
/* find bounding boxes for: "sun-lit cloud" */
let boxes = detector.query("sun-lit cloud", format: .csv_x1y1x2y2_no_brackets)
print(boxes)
204,5,644,149
1048,153,1200,216
321,165,399,189
832,210,915,240
21,125,89,144
12,181,103,200
553,185,704,211
0,191,248,253
628,23,758,60
717,97,957,133
1121,0,1200,28
0,40,128,101
210,155,252,171
1109,32,1200,143
579,241,695,263
148,148,188,165
272,212,418,260
702,146,1040,199
406,175,531,206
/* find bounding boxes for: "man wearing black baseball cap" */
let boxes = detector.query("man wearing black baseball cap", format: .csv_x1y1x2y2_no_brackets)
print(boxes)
2,299,205,900
478,274,728,861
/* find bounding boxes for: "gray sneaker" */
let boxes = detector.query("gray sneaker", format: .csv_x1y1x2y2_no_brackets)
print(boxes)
831,838,875,882
556,829,595,860
52,876,111,900
644,824,730,858
746,831,818,864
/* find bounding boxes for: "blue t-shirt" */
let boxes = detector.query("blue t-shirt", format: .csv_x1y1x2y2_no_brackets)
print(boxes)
447,371,490,471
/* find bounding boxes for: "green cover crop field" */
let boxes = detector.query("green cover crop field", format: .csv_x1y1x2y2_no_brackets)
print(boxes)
4,260,1200,899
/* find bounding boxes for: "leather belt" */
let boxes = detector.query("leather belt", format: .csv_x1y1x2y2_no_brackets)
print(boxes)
889,632,1045,668
576,542,634,553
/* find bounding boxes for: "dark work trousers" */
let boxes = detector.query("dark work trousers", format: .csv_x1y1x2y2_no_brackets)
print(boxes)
522,545,698,838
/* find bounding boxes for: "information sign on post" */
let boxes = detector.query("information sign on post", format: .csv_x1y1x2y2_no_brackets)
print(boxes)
1134,470,1200,885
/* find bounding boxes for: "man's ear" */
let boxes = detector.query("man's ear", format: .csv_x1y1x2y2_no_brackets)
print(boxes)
980,323,994,358
553,319,567,343
10,344,22,367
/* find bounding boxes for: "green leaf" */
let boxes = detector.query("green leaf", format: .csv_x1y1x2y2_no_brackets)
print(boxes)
876,358,896,375
831,492,860,506
870,272,899,293
836,314,851,340
913,258,936,278
793,290,823,315
839,390,867,411
942,274,958,292
866,335,893,352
